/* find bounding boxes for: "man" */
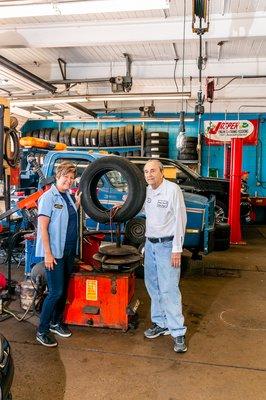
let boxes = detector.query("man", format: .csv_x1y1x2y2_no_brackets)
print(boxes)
143,159,187,353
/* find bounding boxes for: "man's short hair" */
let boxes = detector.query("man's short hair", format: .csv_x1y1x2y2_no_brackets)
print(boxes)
144,159,164,172
55,161,76,179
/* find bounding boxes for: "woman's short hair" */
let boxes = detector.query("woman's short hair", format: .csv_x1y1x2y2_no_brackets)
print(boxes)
55,161,76,179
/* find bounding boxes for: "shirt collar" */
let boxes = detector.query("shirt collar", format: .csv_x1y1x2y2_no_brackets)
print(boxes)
149,178,165,195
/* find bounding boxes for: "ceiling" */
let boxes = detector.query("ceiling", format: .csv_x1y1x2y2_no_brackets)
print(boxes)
0,0,266,122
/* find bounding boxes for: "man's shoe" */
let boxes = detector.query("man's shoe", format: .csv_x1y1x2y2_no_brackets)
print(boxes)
173,336,187,353
50,323,72,338
144,323,170,339
36,332,58,347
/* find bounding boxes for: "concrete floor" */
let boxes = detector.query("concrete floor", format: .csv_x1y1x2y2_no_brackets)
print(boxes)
0,225,265,400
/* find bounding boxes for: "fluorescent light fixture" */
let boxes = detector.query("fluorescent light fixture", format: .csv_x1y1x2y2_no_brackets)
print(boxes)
11,97,88,107
87,93,191,102
0,0,170,19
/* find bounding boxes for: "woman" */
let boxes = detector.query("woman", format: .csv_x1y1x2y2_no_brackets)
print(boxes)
35,161,81,347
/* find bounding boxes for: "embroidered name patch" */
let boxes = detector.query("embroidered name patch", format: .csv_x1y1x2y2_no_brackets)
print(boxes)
157,200,168,208
54,203,63,209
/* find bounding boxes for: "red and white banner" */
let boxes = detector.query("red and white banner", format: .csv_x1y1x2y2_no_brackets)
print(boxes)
204,120,258,145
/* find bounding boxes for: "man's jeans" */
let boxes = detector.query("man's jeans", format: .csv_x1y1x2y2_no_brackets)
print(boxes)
144,238,187,338
38,248,75,334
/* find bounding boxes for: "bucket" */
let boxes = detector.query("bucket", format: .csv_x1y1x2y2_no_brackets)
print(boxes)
82,233,105,265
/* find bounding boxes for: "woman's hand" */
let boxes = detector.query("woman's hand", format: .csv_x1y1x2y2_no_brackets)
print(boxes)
75,190,82,209
44,252,57,270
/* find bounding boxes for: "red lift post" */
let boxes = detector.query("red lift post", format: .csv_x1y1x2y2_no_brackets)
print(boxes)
228,138,246,244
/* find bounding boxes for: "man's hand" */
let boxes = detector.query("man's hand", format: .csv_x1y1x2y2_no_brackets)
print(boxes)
171,252,182,268
44,252,57,270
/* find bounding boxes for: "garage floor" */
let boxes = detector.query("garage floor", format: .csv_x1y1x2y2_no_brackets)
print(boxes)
0,225,265,400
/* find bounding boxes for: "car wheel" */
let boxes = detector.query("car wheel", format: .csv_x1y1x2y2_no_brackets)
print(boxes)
215,200,227,223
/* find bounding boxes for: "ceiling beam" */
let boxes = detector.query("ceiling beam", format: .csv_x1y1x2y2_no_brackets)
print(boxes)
27,58,266,81
0,12,266,48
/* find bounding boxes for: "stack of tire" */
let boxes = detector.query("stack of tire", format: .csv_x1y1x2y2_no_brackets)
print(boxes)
145,131,169,158
177,136,198,161
24,125,143,156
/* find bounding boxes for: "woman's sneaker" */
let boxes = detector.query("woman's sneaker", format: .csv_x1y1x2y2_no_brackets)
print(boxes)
144,323,170,339
50,323,72,338
36,332,58,347
173,336,187,353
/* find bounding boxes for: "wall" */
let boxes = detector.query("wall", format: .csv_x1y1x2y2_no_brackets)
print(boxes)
22,112,266,197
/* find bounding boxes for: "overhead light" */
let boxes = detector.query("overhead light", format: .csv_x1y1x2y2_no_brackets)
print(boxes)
0,0,170,19
11,97,88,107
87,93,191,102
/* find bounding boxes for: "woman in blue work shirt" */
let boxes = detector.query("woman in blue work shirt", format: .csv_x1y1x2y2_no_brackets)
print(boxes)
35,161,81,347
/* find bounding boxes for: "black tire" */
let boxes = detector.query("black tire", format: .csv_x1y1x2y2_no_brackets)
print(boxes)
39,129,45,139
80,156,146,223
178,153,198,160
181,142,197,149
146,131,168,139
70,128,78,146
112,127,119,146
58,130,65,143
32,129,39,138
90,129,99,146
214,222,230,251
145,145,168,153
77,129,85,146
145,138,168,146
98,129,106,147
125,125,134,145
84,130,91,146
124,217,146,245
184,136,197,144
179,148,197,155
145,151,168,158
134,125,142,145
50,129,59,142
64,127,73,145
44,128,51,141
118,127,126,146
105,128,112,147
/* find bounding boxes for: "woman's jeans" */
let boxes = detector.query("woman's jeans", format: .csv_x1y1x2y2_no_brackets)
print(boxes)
38,247,75,334
144,238,187,338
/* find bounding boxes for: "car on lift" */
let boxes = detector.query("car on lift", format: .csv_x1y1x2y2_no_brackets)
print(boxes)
0,333,14,400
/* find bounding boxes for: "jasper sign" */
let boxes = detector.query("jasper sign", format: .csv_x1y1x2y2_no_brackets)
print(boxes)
204,120,258,145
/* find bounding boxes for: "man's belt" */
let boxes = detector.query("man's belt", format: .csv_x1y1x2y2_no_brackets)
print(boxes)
147,236,174,244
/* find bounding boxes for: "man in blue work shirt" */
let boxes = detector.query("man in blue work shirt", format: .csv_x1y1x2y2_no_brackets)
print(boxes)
35,161,81,347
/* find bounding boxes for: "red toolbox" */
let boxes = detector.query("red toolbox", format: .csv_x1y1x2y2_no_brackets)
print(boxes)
64,270,138,331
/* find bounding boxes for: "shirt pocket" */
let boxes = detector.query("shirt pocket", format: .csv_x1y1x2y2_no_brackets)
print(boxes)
51,203,64,221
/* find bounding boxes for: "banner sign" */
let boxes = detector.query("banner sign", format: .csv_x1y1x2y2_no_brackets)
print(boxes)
204,120,258,145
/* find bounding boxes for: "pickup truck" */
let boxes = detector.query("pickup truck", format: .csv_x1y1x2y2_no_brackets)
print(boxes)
37,150,215,257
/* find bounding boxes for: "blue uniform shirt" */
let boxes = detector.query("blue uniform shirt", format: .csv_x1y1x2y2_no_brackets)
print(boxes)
35,184,78,258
